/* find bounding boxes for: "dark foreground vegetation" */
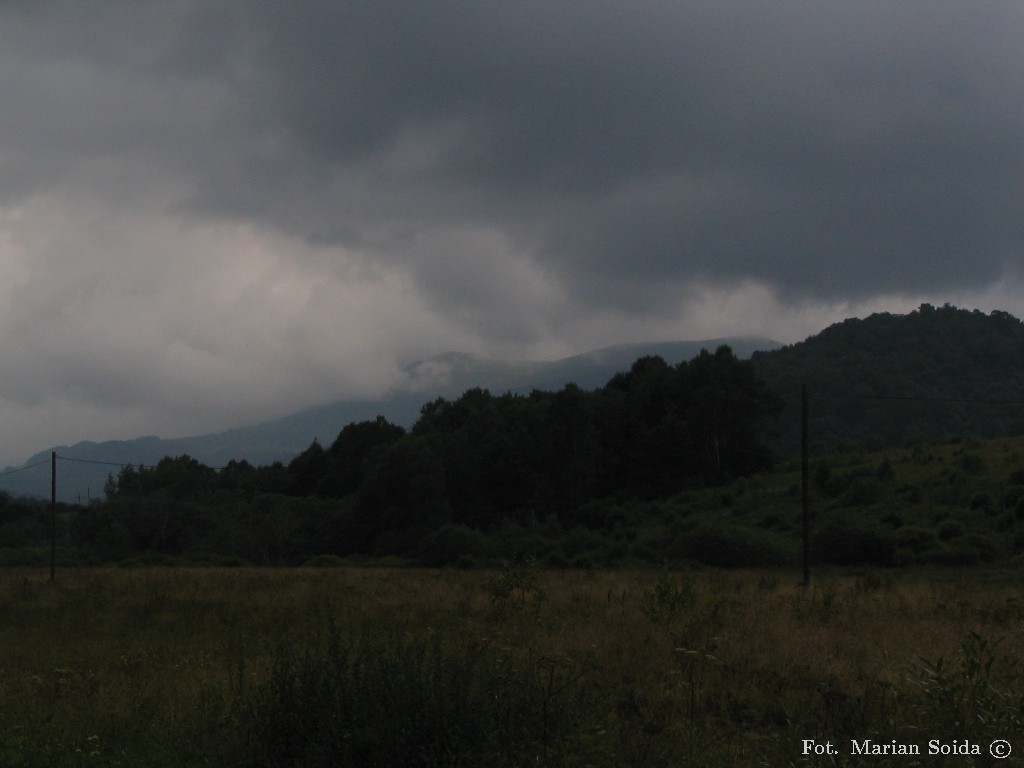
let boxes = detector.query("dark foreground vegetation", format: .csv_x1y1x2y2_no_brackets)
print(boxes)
2,566,1023,767
5,345,791,568
4,305,1024,765
5,429,1024,571
6,305,1024,569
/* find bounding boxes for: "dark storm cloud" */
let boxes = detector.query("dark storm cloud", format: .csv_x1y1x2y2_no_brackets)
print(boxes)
150,0,1024,311
8,1,1019,309
1,0,1024,466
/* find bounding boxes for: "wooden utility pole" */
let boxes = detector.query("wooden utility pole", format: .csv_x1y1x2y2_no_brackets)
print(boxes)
801,385,810,587
50,451,57,581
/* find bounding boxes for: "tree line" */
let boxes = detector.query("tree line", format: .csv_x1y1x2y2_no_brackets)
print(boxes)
55,346,783,566
753,304,1024,452
8,303,1024,569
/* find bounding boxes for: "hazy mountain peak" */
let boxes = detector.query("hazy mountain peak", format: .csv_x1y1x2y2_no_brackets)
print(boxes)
401,352,484,391
1,336,780,501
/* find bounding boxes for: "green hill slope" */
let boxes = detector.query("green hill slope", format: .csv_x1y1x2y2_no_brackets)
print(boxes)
752,304,1024,453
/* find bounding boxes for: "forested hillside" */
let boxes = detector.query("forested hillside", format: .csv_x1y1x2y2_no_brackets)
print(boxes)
7,304,1024,570
7,346,783,567
0,337,777,502
753,304,1024,452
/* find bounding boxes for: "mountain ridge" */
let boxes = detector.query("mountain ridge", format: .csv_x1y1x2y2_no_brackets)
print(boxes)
752,303,1024,451
1,336,778,502
7,304,1024,504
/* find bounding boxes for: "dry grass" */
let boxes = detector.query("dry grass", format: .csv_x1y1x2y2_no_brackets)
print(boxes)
1,566,1022,766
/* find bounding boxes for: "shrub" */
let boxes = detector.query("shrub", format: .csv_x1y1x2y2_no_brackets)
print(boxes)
301,554,350,568
952,533,1002,563
760,510,789,531
843,477,883,505
417,523,494,567
668,523,793,567
936,519,965,541
489,522,559,563
1005,486,1024,517
920,545,982,566
559,525,609,560
902,484,923,504
116,552,186,567
483,555,546,610
876,457,895,480
640,568,695,623
0,546,47,567
959,452,986,475
892,526,938,554
811,519,895,566
969,492,994,513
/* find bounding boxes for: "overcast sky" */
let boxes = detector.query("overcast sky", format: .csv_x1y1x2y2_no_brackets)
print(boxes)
1,1,1023,466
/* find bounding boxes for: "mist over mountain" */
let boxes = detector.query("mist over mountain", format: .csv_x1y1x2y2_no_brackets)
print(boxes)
0,337,777,502
13,304,1023,505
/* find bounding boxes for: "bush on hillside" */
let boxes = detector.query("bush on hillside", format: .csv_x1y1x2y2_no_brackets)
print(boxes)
812,519,896,566
668,522,793,567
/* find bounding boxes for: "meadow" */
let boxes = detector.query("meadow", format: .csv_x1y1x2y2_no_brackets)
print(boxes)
1,565,1023,767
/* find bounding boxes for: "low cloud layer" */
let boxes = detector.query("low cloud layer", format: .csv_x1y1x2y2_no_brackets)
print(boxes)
1,1,1022,465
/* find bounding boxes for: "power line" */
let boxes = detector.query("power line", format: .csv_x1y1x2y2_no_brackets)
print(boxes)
813,391,1024,405
55,454,232,472
0,458,52,477
770,389,1024,406
56,456,154,470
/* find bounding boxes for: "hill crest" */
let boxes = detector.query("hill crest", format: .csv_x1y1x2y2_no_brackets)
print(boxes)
1,336,778,502
752,303,1024,450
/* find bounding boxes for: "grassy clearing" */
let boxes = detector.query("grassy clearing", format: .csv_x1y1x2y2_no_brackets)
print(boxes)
1,565,1023,766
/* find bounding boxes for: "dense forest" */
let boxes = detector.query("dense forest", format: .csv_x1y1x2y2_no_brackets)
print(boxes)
6,303,1024,570
52,346,777,566
753,303,1024,451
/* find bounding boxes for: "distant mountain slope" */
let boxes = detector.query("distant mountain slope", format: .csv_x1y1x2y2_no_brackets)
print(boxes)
752,304,1024,452
0,336,777,502
11,305,1024,502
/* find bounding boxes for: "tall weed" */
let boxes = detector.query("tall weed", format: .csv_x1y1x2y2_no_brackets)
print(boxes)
242,613,594,767
640,568,694,624
909,631,1024,744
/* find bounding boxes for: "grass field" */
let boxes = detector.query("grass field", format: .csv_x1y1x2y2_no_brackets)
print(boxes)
1,565,1023,766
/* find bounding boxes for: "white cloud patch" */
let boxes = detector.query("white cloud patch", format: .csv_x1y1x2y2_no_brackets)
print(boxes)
0,193,474,465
